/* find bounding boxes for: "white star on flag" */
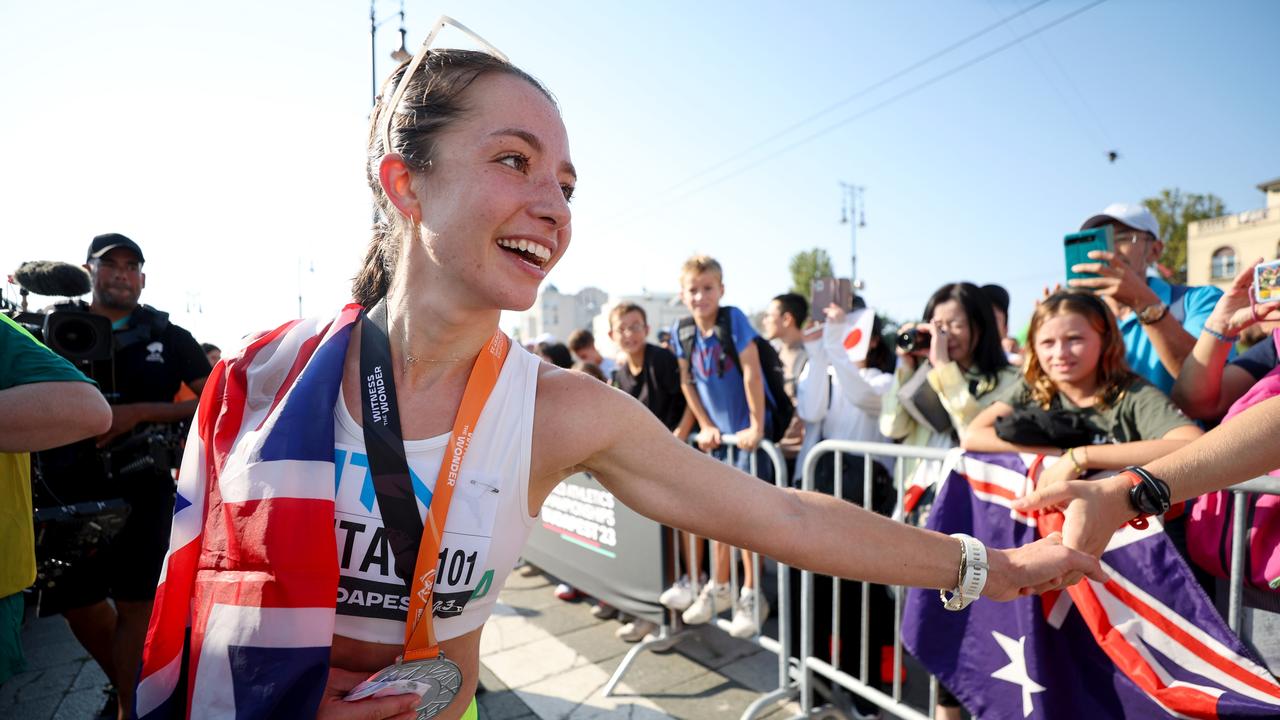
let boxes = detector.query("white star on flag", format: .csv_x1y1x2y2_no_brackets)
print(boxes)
990,630,1046,717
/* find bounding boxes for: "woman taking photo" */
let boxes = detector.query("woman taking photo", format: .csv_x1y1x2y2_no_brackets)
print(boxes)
964,291,1202,490
136,27,1102,720
881,282,1020,459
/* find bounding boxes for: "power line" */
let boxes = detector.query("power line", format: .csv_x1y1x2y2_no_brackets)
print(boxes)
613,0,1108,227
610,0,1052,222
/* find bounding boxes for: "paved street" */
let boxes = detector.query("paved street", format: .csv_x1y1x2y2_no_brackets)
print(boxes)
2,567,805,719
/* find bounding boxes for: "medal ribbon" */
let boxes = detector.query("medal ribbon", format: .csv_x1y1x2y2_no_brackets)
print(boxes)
359,302,510,662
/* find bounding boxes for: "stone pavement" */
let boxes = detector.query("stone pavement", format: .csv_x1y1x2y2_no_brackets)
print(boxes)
0,605,112,720
477,566,798,720
0,568,800,720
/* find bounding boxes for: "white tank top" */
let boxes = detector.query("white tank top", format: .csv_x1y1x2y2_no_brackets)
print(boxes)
331,341,539,645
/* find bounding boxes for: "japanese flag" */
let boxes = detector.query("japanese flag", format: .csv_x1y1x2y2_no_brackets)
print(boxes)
835,308,876,363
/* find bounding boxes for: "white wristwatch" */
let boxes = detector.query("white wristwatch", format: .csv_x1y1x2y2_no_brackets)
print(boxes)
940,533,989,611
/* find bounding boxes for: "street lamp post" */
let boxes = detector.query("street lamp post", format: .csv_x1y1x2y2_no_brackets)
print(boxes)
370,0,413,106
839,182,866,290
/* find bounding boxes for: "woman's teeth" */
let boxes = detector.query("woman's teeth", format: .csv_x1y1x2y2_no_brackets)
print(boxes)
497,238,550,265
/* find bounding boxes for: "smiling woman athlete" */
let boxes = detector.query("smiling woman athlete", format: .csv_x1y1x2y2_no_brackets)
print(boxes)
136,29,1104,720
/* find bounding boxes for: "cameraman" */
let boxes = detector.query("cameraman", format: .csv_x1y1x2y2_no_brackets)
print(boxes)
1,314,111,685
41,233,211,719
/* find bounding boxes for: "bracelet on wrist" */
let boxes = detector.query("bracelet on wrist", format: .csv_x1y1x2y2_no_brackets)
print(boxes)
1066,447,1085,477
1202,325,1239,344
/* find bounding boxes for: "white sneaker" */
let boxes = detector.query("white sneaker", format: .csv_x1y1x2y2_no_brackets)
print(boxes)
728,588,770,638
659,576,695,611
615,619,658,642
681,582,732,625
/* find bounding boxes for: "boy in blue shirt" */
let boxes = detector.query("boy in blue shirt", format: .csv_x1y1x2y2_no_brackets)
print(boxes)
669,255,773,638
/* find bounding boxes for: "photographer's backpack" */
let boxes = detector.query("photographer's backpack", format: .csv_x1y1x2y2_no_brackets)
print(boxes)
676,307,795,444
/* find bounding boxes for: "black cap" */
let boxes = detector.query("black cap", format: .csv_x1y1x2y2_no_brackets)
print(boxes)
87,233,145,263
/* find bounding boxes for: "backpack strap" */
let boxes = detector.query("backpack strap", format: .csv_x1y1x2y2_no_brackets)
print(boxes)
113,304,171,351
677,316,698,367
714,307,739,378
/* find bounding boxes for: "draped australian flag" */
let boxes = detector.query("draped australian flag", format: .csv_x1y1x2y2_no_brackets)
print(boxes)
901,453,1280,720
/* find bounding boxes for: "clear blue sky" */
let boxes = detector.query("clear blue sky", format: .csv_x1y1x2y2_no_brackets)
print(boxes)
2,0,1276,350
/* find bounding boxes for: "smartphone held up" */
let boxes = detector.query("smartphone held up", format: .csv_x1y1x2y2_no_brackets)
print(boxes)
1064,225,1115,286
811,276,854,312
1255,259,1280,303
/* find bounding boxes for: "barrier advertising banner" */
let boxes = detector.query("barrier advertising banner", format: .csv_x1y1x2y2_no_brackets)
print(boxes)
523,472,668,624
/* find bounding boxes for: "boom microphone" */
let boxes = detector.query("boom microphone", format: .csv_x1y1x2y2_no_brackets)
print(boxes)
13,261,92,297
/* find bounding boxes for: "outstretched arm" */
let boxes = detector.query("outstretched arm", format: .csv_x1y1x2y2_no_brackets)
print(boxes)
531,368,1105,601
1015,395,1280,557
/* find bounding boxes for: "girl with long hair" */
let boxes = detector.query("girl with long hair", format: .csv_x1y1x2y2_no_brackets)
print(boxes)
965,291,1202,491
137,28,1101,720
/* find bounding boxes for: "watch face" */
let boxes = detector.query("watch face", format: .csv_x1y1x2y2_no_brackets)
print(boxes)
1130,479,1170,516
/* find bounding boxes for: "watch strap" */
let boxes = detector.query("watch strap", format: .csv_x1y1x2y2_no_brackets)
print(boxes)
1122,466,1171,529
941,533,989,611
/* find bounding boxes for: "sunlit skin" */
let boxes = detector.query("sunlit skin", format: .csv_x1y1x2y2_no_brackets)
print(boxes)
1033,312,1104,405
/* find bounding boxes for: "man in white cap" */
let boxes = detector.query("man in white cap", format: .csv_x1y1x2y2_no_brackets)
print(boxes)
1069,203,1225,395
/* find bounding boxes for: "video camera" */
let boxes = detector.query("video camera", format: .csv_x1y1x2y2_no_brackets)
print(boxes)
4,260,114,366
896,326,931,353
6,260,185,594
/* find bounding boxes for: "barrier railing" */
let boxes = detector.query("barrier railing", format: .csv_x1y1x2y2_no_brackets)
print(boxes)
792,442,1280,719
592,434,1279,717
796,440,951,720
602,434,797,720
1226,475,1280,633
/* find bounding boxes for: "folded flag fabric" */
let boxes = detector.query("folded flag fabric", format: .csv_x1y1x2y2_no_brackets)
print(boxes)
902,452,1280,719
135,306,361,719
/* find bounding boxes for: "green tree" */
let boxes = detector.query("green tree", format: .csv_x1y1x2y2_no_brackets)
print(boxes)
1142,189,1227,284
789,248,835,297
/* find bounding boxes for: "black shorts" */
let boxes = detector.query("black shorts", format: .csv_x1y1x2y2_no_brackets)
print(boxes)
40,473,175,615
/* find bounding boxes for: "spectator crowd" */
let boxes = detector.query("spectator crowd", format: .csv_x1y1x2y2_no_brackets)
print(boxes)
520,201,1280,716
4,198,1279,719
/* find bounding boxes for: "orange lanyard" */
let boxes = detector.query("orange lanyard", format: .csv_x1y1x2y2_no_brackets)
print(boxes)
358,304,510,662
401,329,510,660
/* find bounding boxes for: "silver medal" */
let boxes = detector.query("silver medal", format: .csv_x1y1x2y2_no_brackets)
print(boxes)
344,655,463,718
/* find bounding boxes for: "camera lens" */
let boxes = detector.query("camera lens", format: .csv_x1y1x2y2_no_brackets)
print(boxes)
51,316,98,355
895,327,930,352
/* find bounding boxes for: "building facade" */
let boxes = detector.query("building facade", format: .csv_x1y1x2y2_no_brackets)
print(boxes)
1187,178,1280,290
519,284,609,344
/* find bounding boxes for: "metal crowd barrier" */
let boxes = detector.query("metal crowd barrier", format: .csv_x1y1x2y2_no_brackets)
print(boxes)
1226,475,1280,633
601,436,1279,718
795,440,950,720
791,442,1280,720
602,434,796,718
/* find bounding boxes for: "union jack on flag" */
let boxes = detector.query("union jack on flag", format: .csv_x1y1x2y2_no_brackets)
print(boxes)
136,306,362,719
901,452,1280,719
